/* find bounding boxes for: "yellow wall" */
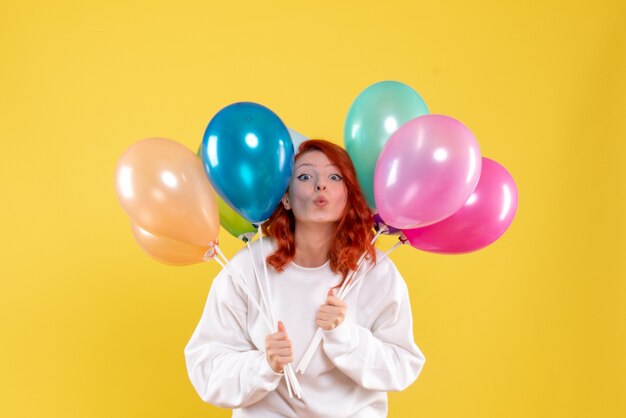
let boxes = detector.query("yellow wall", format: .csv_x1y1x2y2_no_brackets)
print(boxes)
1,1,624,417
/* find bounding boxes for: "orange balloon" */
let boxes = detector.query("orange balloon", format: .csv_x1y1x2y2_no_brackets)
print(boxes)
115,138,219,247
130,222,214,266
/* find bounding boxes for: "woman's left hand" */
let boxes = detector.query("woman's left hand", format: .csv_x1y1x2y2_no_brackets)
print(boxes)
316,289,348,331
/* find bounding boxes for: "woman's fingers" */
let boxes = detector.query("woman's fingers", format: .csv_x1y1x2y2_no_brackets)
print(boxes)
317,310,343,320
268,347,293,356
325,295,347,308
318,305,345,315
266,320,294,372
316,297,347,330
267,340,292,350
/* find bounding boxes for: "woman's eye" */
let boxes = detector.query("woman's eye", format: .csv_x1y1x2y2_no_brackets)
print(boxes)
297,174,312,181
329,174,343,181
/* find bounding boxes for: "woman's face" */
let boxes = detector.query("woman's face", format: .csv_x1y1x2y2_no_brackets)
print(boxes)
283,150,348,226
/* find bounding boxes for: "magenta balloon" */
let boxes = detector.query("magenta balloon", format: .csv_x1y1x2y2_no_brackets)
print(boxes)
402,158,518,254
374,114,482,229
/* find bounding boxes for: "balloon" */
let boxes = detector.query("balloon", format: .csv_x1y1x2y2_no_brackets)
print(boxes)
196,144,257,241
344,81,429,208
216,197,257,241
288,127,309,152
372,213,401,235
374,114,482,229
130,222,214,265
114,138,219,247
201,102,294,224
402,158,517,254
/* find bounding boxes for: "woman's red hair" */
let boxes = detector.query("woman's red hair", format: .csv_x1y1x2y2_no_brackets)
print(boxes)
262,139,376,285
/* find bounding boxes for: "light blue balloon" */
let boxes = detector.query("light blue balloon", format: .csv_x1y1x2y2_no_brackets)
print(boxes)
287,127,309,152
344,81,429,208
201,102,294,224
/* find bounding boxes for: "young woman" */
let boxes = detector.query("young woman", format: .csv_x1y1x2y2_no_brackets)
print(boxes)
185,140,425,417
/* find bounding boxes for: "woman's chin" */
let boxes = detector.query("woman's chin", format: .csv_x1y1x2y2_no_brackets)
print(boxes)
296,216,340,225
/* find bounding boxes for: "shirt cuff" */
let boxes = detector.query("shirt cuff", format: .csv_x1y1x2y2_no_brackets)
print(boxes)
257,352,284,389
322,320,354,348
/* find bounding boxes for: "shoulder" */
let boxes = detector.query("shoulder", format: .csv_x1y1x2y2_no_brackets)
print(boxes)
208,239,276,300
227,237,276,265
367,248,402,279
219,237,279,283
361,249,408,293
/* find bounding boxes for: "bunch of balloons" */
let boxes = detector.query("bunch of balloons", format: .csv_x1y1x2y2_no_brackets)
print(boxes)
115,80,518,265
345,81,518,254
115,102,298,264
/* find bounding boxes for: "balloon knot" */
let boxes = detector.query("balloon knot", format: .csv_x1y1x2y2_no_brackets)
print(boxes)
203,240,218,261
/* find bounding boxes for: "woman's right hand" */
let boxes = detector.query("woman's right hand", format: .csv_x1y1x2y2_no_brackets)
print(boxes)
265,320,293,373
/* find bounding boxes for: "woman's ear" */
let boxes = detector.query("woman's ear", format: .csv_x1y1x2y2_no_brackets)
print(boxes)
282,195,291,210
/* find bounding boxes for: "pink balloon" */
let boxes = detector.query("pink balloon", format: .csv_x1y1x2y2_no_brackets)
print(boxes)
402,158,518,254
374,114,482,229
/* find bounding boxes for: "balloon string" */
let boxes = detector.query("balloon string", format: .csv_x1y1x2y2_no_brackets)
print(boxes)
337,226,380,299
337,228,383,298
215,244,298,398
244,240,301,397
255,223,276,323
298,263,362,374
342,239,403,299
297,228,384,374
245,241,272,322
255,223,302,399
213,244,229,265
215,254,293,398
212,247,272,330
297,259,367,374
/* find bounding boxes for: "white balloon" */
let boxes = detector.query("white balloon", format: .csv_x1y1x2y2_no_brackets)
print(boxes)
288,127,309,152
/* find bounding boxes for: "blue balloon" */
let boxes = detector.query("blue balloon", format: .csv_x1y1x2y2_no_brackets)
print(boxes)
201,102,294,224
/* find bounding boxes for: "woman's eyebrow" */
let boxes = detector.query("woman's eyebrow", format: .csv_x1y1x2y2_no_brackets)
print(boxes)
295,163,339,170
295,163,314,169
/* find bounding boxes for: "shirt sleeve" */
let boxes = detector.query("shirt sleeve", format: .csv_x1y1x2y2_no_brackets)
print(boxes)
320,260,426,392
184,268,283,408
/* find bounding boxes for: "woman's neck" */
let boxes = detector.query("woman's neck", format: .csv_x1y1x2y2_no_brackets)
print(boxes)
292,222,336,268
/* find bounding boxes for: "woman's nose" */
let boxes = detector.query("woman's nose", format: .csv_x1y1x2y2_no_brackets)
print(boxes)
315,183,326,191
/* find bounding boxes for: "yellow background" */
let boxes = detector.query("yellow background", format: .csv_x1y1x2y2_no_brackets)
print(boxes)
1,0,624,417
